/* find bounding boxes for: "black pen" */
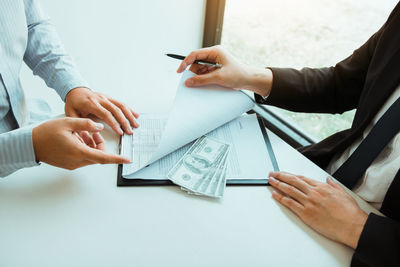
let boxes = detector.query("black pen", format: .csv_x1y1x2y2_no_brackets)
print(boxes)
166,53,223,68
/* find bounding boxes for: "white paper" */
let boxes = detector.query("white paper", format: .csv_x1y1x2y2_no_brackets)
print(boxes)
123,114,273,180
122,70,255,176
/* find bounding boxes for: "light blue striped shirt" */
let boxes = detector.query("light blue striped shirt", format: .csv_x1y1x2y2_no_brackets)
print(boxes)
0,0,89,177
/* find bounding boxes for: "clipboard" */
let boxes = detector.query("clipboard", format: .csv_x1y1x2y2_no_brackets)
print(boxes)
117,116,279,186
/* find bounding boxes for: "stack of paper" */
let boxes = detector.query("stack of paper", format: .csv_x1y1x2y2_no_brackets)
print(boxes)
122,70,255,177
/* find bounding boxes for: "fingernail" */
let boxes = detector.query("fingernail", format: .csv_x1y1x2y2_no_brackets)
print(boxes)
269,177,276,183
272,191,278,197
186,79,193,86
95,123,104,130
127,125,133,134
118,128,123,135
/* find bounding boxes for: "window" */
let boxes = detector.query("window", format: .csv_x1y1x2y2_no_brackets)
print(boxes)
220,0,397,141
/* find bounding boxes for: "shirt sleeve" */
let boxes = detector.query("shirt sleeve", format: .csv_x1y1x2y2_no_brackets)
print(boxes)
0,126,39,177
22,0,90,101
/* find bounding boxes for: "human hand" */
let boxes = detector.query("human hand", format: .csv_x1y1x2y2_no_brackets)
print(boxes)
65,87,139,135
176,45,273,97
268,171,368,249
32,117,130,170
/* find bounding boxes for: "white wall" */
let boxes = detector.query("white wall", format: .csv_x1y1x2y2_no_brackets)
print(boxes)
20,0,206,115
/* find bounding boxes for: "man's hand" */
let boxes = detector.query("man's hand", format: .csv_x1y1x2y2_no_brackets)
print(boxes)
65,87,139,135
177,45,273,97
268,171,368,249
32,118,130,170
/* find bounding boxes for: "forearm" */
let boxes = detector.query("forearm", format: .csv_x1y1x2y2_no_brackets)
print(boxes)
23,0,89,101
0,126,39,177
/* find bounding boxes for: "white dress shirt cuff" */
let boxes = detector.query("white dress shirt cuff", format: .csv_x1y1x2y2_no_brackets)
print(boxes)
0,126,40,177
52,71,90,101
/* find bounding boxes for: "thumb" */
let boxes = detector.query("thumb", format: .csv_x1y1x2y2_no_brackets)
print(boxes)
67,118,104,132
185,72,220,87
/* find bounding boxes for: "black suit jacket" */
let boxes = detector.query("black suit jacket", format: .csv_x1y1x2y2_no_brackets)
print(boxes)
256,2,400,266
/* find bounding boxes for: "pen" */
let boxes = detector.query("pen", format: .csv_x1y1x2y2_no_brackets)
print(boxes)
166,53,223,68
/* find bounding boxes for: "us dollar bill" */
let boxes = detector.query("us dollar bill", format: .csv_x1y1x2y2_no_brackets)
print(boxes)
215,154,229,197
179,151,229,198
167,136,229,197
203,151,229,197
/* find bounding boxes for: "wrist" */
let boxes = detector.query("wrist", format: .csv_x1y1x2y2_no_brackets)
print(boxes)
65,87,91,102
242,67,273,97
343,211,368,249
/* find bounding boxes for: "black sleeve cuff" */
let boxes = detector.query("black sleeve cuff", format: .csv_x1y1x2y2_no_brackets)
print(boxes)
351,213,400,267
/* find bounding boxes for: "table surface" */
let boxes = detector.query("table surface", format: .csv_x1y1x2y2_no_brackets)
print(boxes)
1,1,381,266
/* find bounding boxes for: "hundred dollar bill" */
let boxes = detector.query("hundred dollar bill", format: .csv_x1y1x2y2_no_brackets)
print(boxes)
203,150,229,197
192,147,227,193
180,149,228,197
167,136,229,197
215,153,229,197
180,150,229,198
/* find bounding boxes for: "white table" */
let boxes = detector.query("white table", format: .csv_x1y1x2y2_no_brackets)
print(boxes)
1,1,380,266
0,127,380,267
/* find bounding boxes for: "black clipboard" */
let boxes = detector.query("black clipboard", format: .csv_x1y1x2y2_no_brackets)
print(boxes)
117,116,279,186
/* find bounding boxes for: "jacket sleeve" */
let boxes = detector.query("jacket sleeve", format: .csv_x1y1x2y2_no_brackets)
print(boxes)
22,0,89,101
350,213,400,267
255,24,385,114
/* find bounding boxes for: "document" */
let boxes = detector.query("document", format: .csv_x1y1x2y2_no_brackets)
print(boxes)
123,114,273,180
122,70,273,179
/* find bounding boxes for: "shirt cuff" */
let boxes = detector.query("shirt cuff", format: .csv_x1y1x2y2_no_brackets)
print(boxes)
0,126,40,177
52,71,90,101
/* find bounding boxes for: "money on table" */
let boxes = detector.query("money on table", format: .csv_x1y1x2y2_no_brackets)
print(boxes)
167,135,230,198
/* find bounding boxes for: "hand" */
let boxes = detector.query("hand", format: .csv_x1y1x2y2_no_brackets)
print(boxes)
177,45,273,97
32,117,130,170
268,171,368,249
65,87,139,135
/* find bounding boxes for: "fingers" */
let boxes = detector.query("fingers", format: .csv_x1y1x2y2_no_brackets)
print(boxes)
90,102,124,135
272,190,303,216
295,174,319,186
108,98,139,128
185,71,222,87
92,132,106,151
327,176,344,190
101,100,133,134
79,131,96,148
269,176,308,204
131,109,140,119
177,47,215,73
189,64,216,75
73,131,85,144
67,118,104,132
269,172,311,194
83,146,130,164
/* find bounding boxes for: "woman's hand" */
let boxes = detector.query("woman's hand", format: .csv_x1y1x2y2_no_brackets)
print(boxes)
65,87,139,135
177,45,273,97
32,117,130,170
268,171,368,249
